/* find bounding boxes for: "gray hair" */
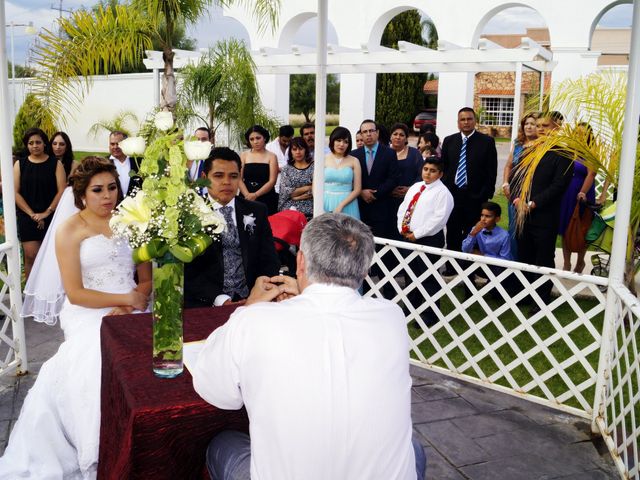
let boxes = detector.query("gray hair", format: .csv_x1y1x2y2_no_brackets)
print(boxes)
300,213,374,289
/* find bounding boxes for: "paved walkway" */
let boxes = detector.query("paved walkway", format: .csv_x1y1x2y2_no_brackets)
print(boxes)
0,317,619,478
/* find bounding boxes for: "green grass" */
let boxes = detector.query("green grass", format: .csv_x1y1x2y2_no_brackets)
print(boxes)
75,151,107,160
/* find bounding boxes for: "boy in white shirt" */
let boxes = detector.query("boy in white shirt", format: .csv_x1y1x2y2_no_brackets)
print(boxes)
397,157,454,325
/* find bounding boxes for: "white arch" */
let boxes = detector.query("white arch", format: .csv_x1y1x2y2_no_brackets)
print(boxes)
367,4,440,47
589,0,633,48
471,1,550,48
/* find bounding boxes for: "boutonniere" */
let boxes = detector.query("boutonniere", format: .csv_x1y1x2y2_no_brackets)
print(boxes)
243,213,256,234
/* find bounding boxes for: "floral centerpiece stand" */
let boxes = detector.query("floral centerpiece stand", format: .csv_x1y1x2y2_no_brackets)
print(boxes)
110,112,223,378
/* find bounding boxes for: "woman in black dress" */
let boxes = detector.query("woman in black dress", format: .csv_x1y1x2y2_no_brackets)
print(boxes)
14,128,67,280
239,125,278,215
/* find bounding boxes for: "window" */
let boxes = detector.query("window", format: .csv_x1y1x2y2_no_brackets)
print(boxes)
480,97,514,126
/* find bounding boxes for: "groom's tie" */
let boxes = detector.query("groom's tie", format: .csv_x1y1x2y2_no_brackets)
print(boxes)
219,205,248,299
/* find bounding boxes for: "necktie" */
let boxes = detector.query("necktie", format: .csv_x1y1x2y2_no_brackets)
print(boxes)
366,149,374,174
455,136,468,188
401,184,426,234
219,205,248,298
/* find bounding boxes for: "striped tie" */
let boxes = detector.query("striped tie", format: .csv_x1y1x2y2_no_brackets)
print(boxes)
455,136,468,188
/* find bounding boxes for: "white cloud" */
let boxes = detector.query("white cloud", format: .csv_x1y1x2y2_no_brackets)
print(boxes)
481,7,546,34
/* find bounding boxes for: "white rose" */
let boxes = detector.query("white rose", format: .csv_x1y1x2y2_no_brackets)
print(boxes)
119,136,146,157
184,140,212,161
154,111,174,131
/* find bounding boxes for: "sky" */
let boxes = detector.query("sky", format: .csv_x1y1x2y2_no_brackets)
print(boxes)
4,1,634,66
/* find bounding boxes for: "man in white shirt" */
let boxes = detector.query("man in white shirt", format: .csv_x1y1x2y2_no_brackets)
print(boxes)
108,130,142,197
193,213,426,480
266,124,294,193
397,157,454,325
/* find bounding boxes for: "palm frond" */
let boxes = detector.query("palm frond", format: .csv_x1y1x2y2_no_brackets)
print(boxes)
29,5,153,123
218,0,280,34
88,110,141,139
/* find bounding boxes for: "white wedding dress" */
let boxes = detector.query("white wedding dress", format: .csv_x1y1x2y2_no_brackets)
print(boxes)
0,234,136,479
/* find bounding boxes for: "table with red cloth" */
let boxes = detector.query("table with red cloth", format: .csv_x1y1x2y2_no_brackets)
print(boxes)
98,305,248,479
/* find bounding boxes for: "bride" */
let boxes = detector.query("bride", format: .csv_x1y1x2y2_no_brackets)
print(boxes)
0,156,151,479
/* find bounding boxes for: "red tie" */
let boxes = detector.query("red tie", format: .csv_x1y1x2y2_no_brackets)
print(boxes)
401,184,426,234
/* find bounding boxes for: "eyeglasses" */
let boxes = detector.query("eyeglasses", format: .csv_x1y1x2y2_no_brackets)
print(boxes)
361,129,377,134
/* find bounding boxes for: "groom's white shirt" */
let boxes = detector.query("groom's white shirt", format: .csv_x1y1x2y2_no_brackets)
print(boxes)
193,283,415,480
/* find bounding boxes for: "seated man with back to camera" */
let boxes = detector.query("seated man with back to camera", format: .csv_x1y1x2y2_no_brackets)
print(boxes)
193,213,426,480
184,147,280,308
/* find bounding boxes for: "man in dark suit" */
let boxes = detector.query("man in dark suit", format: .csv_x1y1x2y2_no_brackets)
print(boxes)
512,113,572,308
351,119,399,239
441,108,497,255
108,130,143,197
184,147,280,308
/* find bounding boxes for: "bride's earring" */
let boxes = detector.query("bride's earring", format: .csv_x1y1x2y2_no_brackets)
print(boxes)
82,199,86,207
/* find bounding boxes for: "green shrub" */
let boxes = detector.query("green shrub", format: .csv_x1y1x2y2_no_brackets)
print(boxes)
13,94,56,153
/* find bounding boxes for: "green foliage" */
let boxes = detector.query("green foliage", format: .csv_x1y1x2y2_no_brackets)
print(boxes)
152,252,184,359
7,63,36,78
12,94,56,153
289,74,340,121
375,10,430,129
176,39,280,148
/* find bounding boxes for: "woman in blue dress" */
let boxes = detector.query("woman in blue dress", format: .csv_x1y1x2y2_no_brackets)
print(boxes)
323,126,361,219
501,112,538,259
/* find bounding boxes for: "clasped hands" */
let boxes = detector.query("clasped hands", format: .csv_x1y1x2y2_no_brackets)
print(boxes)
245,275,300,305
108,289,149,316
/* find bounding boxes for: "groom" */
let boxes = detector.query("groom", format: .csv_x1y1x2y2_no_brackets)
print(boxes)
184,147,280,308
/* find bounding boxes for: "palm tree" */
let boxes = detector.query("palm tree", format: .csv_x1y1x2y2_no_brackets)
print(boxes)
513,71,639,289
28,0,280,120
176,39,280,146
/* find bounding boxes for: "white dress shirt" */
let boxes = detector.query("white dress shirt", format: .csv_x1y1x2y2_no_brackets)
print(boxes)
396,178,454,239
193,283,416,480
266,138,289,193
110,155,132,194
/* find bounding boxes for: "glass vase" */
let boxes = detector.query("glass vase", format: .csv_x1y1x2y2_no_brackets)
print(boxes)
152,251,184,378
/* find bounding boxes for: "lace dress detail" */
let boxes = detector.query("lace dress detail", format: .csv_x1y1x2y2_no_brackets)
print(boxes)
80,235,136,292
0,235,137,480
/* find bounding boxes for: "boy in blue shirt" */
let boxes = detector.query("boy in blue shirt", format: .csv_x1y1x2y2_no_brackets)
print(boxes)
462,202,514,297
462,202,511,260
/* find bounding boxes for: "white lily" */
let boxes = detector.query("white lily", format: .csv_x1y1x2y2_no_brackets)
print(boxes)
119,136,146,157
110,191,152,233
184,140,212,161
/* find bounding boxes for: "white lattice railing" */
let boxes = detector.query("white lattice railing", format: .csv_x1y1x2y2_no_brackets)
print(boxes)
0,242,24,378
364,237,640,478
595,173,615,203
365,238,608,417
595,283,639,480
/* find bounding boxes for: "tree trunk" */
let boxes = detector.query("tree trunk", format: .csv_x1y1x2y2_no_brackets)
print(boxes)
161,48,177,111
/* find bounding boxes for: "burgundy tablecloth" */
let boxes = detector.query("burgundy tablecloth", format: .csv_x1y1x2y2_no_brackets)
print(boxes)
98,305,248,480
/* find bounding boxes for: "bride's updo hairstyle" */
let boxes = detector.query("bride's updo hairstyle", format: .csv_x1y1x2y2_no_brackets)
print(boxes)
69,156,122,209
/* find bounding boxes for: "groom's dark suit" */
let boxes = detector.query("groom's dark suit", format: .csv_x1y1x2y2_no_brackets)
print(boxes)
184,197,280,308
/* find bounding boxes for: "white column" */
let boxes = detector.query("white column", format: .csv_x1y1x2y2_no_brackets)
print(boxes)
338,73,376,136
510,63,523,145
436,72,475,137
256,73,290,124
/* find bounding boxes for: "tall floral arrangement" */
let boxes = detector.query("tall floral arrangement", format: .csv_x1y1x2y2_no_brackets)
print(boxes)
110,112,224,263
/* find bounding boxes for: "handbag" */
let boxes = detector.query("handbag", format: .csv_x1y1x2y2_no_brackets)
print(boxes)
564,203,593,252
